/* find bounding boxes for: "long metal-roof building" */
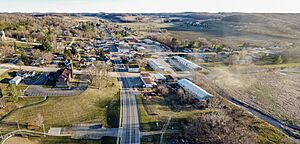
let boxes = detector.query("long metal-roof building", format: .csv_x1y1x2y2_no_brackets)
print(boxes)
147,59,165,71
173,56,201,70
177,79,212,100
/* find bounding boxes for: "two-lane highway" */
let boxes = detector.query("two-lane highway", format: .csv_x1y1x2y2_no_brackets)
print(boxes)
113,59,140,144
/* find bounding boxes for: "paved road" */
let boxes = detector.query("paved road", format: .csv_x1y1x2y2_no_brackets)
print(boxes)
113,59,141,144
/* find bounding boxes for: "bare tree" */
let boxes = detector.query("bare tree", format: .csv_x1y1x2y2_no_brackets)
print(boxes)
31,49,43,60
176,88,185,97
87,62,111,89
157,85,169,96
35,112,44,127
16,59,24,70
0,45,15,60
44,52,53,64
183,110,256,144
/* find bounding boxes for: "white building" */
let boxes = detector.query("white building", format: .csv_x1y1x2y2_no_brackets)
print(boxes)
173,56,201,70
147,59,165,71
143,39,154,44
128,65,140,73
9,76,22,85
139,73,156,88
177,79,212,100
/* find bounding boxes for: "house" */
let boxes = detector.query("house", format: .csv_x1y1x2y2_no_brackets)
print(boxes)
139,72,156,88
128,64,140,73
9,76,22,85
117,45,130,53
177,79,213,100
147,59,165,71
56,68,72,87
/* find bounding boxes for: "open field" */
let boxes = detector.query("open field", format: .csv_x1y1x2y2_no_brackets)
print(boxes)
0,78,119,133
210,65,300,127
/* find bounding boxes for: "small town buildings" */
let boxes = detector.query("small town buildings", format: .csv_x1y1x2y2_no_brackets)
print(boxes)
139,72,156,88
128,64,140,73
147,59,165,71
9,76,22,85
177,79,213,100
173,56,202,70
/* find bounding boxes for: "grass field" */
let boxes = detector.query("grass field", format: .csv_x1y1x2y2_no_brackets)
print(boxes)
0,69,28,96
1,78,119,132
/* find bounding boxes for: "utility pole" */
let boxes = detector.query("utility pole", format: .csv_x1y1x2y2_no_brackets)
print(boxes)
43,124,46,137
16,120,20,131
160,116,171,144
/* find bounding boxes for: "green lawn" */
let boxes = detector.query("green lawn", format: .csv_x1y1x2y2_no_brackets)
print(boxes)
0,69,28,96
2,78,119,131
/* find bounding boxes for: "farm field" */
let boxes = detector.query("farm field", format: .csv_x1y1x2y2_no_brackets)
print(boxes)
210,65,300,127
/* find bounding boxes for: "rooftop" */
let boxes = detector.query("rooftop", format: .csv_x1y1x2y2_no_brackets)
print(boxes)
140,72,151,78
177,79,212,100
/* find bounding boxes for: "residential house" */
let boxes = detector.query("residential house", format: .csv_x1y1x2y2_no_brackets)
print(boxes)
56,68,72,87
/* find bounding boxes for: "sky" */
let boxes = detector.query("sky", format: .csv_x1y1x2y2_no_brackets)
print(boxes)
0,0,299,13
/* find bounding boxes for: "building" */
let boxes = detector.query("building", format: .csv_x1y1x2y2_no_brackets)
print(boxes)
143,39,154,44
139,72,156,88
154,73,167,82
117,46,130,53
128,64,140,73
9,76,22,85
147,59,165,71
173,56,202,71
56,68,72,87
177,79,212,100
